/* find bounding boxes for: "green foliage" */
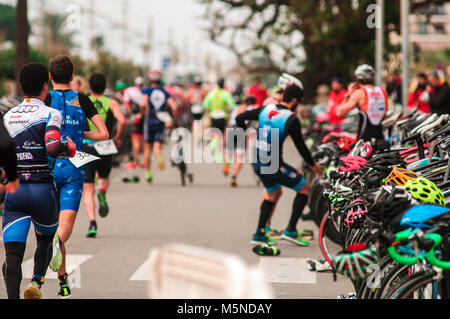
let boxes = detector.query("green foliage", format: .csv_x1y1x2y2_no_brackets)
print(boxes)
0,4,16,42
0,47,48,80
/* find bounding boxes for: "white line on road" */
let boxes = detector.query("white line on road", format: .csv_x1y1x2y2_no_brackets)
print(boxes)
129,257,153,281
257,258,317,284
21,254,93,279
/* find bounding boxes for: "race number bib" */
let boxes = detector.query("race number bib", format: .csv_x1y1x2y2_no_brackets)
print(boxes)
69,151,100,168
191,103,204,115
211,110,226,119
156,111,172,123
93,140,118,156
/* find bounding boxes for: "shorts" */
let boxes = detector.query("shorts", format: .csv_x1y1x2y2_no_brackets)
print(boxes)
131,116,144,136
253,161,306,193
191,103,204,121
3,183,58,243
144,122,165,144
83,144,113,183
211,118,226,133
192,112,204,121
225,128,246,155
53,159,84,212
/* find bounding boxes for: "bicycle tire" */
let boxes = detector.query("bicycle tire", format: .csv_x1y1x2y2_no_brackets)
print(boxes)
385,269,439,299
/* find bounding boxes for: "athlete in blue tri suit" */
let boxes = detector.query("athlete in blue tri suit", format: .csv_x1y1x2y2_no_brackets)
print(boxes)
2,63,76,299
45,55,109,298
236,83,322,248
140,69,177,183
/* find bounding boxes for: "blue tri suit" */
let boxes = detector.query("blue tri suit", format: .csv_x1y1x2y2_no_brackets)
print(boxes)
141,86,171,144
45,90,98,212
235,104,315,193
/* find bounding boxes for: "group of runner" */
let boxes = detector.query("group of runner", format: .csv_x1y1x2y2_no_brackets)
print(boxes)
0,52,388,298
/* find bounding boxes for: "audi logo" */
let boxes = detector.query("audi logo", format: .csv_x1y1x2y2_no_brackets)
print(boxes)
12,105,39,113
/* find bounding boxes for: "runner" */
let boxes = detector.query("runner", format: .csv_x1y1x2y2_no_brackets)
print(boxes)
2,62,76,299
45,55,109,298
203,78,236,175
123,76,145,170
225,95,257,187
82,73,126,238
187,77,207,145
336,64,388,142
140,69,177,184
235,83,322,247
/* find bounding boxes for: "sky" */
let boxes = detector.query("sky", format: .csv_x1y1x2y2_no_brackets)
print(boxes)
1,0,235,79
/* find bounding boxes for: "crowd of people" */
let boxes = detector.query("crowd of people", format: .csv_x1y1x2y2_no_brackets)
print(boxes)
0,52,449,299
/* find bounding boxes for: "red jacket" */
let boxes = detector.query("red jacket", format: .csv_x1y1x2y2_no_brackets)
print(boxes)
407,88,430,114
328,89,347,125
246,85,268,107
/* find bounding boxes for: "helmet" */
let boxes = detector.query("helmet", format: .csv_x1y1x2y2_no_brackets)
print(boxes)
365,153,406,172
366,186,416,227
338,135,357,152
337,156,368,173
134,76,144,86
361,167,388,187
114,81,129,92
333,244,379,280
149,69,162,82
404,177,446,206
355,64,375,82
385,167,419,187
278,73,303,90
344,199,368,229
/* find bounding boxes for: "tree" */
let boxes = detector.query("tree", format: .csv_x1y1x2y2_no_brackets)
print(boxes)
201,0,449,101
0,4,16,42
37,9,76,55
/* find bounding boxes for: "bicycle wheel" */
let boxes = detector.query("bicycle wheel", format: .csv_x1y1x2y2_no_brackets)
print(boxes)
319,210,343,268
385,269,440,299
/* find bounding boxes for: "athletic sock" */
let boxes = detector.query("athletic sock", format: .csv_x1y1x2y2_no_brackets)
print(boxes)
90,220,97,229
58,272,69,284
257,200,275,235
287,193,308,232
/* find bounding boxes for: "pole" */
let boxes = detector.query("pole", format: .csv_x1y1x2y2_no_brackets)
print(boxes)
15,0,29,97
401,0,410,109
375,0,384,87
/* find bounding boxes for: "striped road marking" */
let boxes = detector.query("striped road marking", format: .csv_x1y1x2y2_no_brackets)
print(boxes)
129,257,153,281
257,258,317,284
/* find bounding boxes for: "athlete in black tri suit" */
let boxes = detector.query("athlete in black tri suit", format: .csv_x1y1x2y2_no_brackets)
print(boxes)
2,63,76,299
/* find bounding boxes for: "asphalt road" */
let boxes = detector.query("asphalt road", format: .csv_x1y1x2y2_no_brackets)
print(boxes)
0,139,353,299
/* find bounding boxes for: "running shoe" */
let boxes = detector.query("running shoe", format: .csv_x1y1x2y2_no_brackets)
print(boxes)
299,229,314,241
122,176,140,183
57,273,72,298
251,233,278,246
252,243,281,256
222,163,229,177
124,162,138,170
156,154,165,170
145,171,153,184
281,229,309,247
306,258,333,272
266,228,283,240
187,173,193,184
49,233,62,272
86,221,97,238
97,190,109,218
24,281,42,299
230,176,237,187
337,292,357,299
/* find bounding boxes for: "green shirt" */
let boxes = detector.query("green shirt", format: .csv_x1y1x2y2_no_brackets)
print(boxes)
203,88,236,119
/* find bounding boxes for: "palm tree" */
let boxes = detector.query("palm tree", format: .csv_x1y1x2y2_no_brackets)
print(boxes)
15,0,28,97
38,9,76,55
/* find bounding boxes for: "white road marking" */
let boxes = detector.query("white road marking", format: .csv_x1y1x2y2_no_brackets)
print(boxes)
21,254,92,279
257,257,317,284
129,257,153,281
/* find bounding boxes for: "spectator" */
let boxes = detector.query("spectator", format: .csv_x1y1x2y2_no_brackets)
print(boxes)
427,71,450,115
246,77,268,107
386,73,402,105
328,77,347,125
407,73,430,114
